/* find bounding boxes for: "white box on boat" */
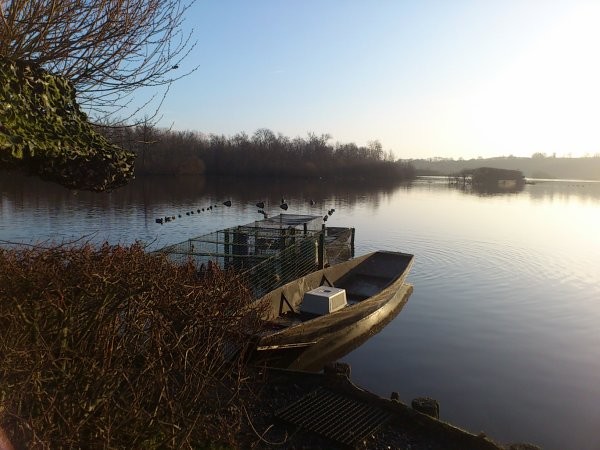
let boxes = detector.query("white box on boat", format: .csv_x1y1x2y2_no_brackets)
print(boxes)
301,286,347,315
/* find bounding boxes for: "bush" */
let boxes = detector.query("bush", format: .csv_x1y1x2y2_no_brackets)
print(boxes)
0,242,263,448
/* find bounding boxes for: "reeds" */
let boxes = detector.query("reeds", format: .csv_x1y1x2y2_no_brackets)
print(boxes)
0,242,263,448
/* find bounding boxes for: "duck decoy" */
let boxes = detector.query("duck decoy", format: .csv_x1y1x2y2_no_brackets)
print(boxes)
191,211,194,214
197,209,201,213
223,200,232,207
186,212,190,216
178,214,182,218
280,203,288,210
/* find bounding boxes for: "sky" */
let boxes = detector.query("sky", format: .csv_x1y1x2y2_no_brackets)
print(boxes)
155,0,600,160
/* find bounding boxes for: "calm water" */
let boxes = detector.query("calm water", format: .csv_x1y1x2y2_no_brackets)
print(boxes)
1,174,600,450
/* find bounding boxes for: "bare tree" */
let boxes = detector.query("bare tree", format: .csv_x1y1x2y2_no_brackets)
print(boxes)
0,0,197,121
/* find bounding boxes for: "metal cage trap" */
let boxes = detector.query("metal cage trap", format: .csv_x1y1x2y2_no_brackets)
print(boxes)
154,214,354,297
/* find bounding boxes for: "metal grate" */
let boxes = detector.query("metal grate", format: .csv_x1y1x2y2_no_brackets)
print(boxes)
275,387,391,447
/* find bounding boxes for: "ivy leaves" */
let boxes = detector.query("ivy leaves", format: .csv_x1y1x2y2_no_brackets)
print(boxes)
0,57,135,191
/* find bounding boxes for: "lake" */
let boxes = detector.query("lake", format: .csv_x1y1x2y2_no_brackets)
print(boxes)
1,173,599,450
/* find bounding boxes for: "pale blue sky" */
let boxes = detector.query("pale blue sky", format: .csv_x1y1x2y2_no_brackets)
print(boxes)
156,1,600,159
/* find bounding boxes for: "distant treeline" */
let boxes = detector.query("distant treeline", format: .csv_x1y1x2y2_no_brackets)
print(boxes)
99,126,416,180
409,155,600,180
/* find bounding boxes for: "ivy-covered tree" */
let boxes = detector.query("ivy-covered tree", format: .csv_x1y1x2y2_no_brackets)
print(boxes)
0,56,135,191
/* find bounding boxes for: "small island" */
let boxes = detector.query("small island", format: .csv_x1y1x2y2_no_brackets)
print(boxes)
450,167,526,193
471,167,525,190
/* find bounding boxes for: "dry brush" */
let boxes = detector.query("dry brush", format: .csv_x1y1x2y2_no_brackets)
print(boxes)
0,242,263,448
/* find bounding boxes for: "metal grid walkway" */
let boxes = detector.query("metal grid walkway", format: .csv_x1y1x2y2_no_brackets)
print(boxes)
275,386,391,447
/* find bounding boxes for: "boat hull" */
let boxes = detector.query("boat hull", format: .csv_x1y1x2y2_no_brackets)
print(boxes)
262,283,413,370
253,251,414,368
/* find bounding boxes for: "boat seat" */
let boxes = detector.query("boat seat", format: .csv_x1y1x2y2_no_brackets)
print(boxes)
320,274,335,287
279,292,294,315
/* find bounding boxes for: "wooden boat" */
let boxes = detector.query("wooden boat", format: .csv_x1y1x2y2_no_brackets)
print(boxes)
253,250,414,367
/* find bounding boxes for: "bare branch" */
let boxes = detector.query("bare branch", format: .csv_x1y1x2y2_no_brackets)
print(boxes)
0,0,197,123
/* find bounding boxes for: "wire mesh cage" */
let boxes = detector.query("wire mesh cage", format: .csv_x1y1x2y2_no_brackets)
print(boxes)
154,214,354,297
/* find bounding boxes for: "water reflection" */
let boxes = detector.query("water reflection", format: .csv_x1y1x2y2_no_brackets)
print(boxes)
430,176,526,195
0,173,408,212
4,174,597,229
415,176,600,203
527,180,600,203
0,173,409,247
461,183,524,195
